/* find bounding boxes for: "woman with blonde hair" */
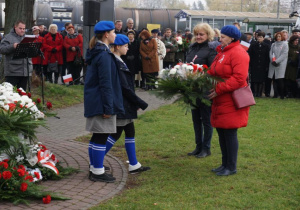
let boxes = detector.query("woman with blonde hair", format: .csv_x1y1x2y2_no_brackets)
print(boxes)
186,23,217,158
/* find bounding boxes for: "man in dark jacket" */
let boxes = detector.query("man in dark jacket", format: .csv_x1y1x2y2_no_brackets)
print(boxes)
0,20,32,91
161,28,178,68
123,18,138,39
114,20,123,34
233,22,247,42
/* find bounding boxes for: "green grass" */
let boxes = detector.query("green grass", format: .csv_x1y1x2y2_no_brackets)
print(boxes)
31,83,84,109
89,97,300,209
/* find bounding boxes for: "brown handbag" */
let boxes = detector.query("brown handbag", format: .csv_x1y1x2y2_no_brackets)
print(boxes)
232,78,256,109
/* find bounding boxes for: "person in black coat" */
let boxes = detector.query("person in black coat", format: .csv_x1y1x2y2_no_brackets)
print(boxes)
248,31,270,97
121,31,141,87
186,23,217,158
105,34,150,174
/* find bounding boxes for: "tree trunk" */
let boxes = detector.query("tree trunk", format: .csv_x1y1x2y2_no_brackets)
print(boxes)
0,0,35,82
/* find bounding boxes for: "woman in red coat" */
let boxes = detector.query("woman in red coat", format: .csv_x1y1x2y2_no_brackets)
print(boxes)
208,25,250,176
63,25,83,85
31,26,44,77
42,24,63,84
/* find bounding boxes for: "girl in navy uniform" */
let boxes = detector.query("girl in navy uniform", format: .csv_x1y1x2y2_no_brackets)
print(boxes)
105,34,150,174
84,21,124,182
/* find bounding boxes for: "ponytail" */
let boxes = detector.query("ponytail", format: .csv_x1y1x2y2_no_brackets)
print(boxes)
89,36,97,49
88,32,107,49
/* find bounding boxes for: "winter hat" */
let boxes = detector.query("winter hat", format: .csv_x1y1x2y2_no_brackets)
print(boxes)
151,29,159,33
94,21,115,34
221,25,241,40
113,34,129,45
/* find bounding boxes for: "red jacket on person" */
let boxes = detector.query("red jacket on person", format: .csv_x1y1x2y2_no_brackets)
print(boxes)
32,35,44,65
63,34,83,62
42,32,63,65
208,41,250,129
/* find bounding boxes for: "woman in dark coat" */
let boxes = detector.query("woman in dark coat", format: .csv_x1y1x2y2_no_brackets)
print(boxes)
139,30,159,90
42,24,63,84
285,35,300,98
84,21,124,183
63,25,83,85
121,31,141,86
105,34,150,174
185,23,217,158
248,31,270,97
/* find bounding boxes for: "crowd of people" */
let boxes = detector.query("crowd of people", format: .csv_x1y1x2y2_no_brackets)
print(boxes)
1,18,299,181
0,21,83,90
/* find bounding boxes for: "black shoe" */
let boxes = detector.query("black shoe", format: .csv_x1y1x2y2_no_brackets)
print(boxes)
104,165,110,171
129,166,151,174
195,150,211,158
211,165,226,172
89,172,116,182
187,148,201,156
216,168,237,176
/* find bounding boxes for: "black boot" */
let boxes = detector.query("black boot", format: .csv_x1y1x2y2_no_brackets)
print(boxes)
257,83,263,97
195,149,211,158
187,147,201,156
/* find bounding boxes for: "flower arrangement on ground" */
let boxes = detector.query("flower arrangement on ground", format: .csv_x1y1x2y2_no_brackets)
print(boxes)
0,82,75,204
152,63,222,109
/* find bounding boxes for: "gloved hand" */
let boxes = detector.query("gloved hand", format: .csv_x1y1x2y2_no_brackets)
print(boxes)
75,46,80,51
145,56,150,60
51,48,57,53
271,61,279,67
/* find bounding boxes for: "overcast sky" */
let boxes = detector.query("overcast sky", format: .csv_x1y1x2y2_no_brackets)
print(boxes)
185,0,206,7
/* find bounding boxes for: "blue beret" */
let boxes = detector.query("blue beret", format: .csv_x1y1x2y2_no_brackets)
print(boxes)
151,29,159,33
94,21,115,34
114,34,129,45
221,25,241,40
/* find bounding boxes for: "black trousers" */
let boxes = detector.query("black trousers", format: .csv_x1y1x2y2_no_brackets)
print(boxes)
5,76,28,91
90,133,109,145
191,100,213,151
110,122,135,141
216,128,238,171
67,61,82,85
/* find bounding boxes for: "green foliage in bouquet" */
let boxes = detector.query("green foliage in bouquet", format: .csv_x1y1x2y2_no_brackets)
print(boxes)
152,65,222,110
39,162,79,181
0,104,46,153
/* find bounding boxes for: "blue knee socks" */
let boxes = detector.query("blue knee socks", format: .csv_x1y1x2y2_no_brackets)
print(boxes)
105,136,116,154
92,143,106,175
125,137,138,166
88,141,94,171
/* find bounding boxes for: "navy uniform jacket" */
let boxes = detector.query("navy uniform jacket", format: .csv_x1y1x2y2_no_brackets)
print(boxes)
115,58,148,119
84,43,124,118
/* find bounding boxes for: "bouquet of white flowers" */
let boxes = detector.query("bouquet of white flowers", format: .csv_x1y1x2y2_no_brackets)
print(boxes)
153,63,222,109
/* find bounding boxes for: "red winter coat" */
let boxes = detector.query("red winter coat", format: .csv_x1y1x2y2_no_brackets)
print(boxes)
32,35,44,65
42,32,63,65
63,34,83,62
208,41,250,129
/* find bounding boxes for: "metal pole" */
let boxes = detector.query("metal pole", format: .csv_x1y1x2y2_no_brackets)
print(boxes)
241,0,243,12
277,0,280,19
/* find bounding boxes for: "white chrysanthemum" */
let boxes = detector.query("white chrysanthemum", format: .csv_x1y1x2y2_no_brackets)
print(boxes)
169,68,177,75
21,95,32,104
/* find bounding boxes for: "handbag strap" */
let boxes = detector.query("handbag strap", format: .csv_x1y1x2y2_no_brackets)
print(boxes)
212,53,250,85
